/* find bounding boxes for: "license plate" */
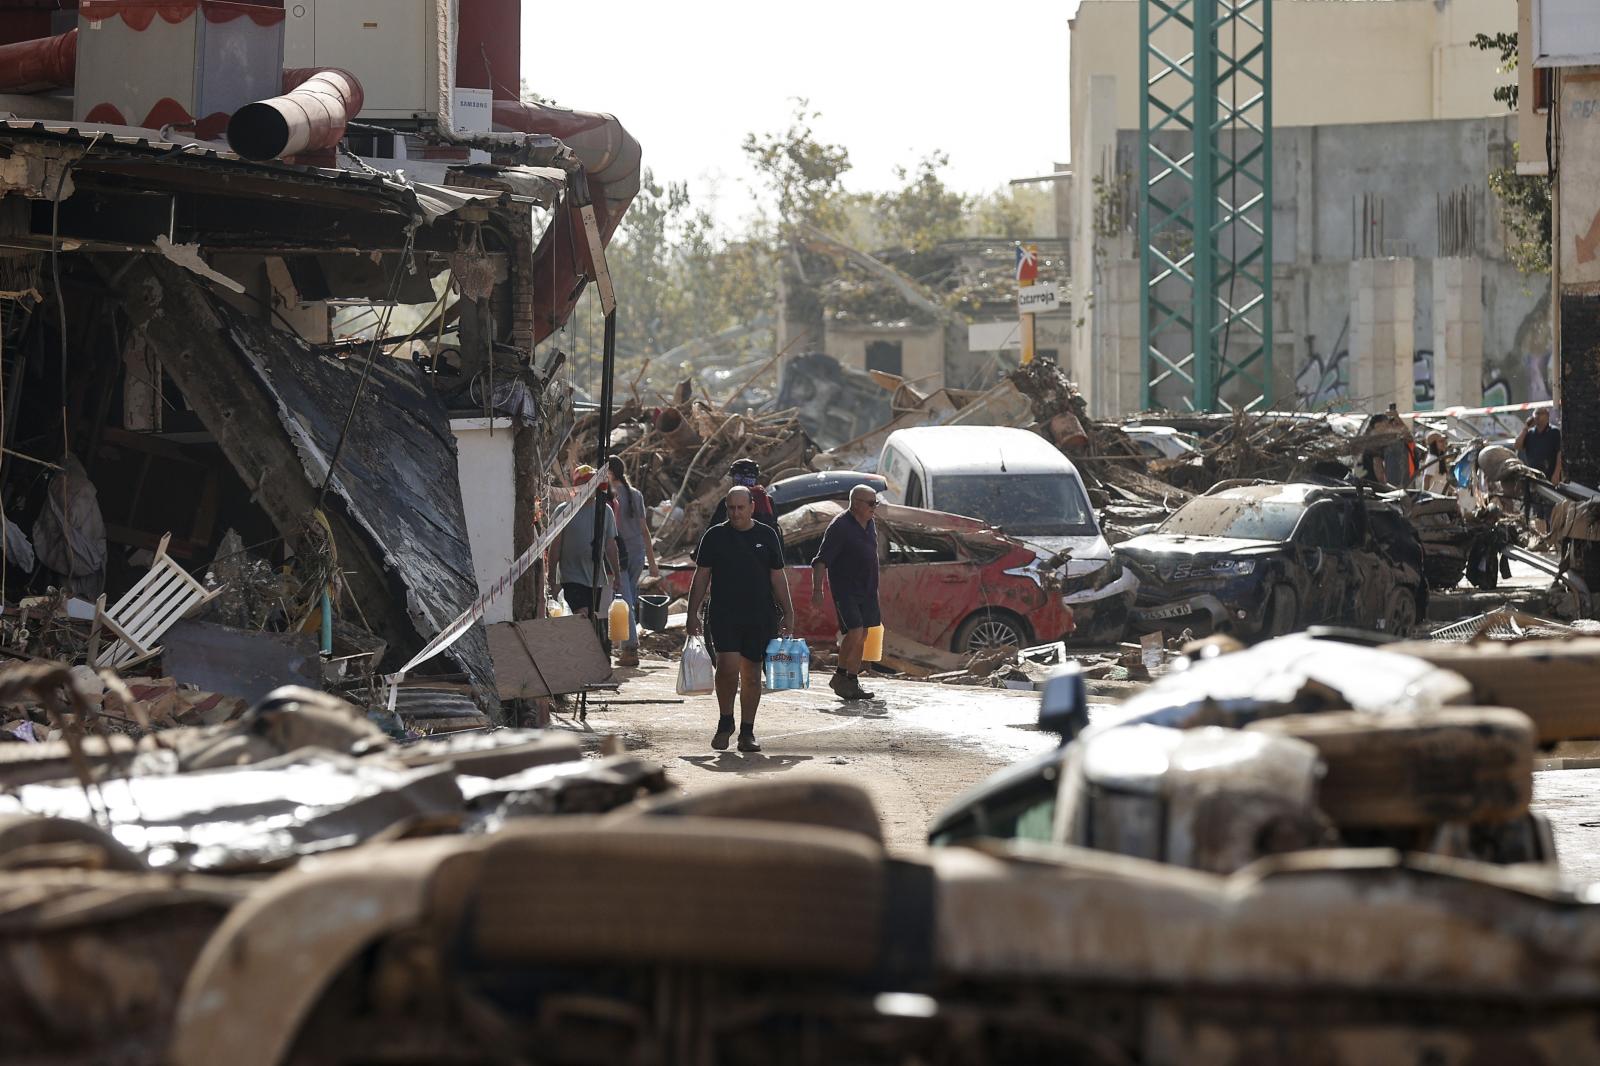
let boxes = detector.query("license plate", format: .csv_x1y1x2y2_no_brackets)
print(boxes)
1135,602,1195,622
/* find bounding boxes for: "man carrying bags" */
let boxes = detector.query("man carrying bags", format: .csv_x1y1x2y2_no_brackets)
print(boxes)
686,486,795,753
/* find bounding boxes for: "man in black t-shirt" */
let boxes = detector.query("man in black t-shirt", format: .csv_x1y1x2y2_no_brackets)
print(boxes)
686,486,796,753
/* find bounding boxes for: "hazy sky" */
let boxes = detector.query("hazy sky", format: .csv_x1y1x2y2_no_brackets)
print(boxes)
520,0,1077,227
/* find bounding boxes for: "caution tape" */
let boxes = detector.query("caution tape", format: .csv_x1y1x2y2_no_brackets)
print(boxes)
1405,399,1554,419
385,473,604,709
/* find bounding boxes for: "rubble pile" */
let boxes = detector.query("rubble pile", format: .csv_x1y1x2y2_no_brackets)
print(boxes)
570,395,816,553
1008,362,1192,539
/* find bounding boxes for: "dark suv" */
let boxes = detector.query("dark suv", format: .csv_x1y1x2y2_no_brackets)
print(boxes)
1114,482,1427,639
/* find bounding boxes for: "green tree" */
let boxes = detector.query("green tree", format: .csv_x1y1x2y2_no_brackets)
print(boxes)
1470,31,1551,276
877,151,969,252
742,98,853,234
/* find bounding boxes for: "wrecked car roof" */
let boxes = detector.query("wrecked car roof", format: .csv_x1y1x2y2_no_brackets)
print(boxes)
1094,634,1474,734
781,499,999,539
884,426,1081,477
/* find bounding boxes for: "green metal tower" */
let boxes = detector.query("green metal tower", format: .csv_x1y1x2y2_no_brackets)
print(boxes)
1139,0,1273,412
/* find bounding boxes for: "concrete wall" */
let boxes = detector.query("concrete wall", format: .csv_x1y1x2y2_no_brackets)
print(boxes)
823,323,945,387
1083,115,1552,416
451,416,516,626
1070,0,1516,143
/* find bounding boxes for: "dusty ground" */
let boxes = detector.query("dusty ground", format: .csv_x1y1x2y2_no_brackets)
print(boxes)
556,656,1063,852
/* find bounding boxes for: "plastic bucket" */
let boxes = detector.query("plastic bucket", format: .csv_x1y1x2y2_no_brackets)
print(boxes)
638,594,670,632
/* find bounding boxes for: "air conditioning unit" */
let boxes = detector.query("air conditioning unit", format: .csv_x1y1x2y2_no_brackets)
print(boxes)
282,0,455,124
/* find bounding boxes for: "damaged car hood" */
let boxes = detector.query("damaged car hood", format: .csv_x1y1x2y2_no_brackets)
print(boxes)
1117,534,1282,558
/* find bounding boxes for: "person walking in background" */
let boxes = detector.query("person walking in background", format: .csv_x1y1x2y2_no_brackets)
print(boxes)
811,484,881,702
1517,407,1564,531
709,458,781,540
547,465,620,644
1517,407,1563,483
686,486,794,753
607,455,658,668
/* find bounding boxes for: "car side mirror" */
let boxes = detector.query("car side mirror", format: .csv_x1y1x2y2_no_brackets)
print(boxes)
1038,665,1088,747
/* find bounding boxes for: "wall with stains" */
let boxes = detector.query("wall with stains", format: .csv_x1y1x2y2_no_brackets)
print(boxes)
1102,114,1551,414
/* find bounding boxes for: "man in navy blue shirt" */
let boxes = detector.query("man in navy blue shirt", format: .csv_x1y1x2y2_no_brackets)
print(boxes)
811,484,881,701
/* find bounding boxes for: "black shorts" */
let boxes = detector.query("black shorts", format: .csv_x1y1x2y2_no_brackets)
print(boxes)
834,593,881,633
561,583,597,614
708,613,775,664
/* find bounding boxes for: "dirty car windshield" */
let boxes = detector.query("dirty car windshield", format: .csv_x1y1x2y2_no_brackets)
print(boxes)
933,474,1096,537
1159,495,1303,542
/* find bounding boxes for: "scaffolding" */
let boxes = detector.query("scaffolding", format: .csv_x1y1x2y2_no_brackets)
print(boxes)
1139,0,1273,412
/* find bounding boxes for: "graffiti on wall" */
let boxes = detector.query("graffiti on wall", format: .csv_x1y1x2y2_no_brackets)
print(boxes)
1294,314,1551,411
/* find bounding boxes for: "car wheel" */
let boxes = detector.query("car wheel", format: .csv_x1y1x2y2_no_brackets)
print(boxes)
1265,585,1298,637
953,610,1030,654
1386,589,1418,637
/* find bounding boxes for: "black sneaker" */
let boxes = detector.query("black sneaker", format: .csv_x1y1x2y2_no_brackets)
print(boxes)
828,671,850,697
712,716,735,751
737,730,762,753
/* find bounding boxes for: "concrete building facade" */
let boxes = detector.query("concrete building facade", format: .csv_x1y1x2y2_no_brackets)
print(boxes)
1067,0,1547,416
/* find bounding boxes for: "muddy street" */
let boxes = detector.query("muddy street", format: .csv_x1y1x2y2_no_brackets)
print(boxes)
565,656,1064,851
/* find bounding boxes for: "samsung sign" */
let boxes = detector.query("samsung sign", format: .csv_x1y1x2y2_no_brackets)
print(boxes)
1533,0,1600,68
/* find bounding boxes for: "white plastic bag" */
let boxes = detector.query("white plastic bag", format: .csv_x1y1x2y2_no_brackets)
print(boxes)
676,635,715,695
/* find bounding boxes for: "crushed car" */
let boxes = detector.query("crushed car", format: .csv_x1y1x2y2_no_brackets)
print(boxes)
660,500,1075,652
1115,482,1427,639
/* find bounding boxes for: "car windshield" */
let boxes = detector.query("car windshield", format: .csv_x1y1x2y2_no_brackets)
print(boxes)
932,473,1097,537
1158,494,1304,541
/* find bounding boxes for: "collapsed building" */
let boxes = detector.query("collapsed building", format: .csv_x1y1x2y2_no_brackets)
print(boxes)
0,0,639,717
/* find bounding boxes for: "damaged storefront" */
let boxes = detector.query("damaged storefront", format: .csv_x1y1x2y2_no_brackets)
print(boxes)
0,3,639,721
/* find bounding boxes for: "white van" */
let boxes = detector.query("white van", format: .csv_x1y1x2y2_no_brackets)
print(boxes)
878,426,1105,564
877,426,1138,641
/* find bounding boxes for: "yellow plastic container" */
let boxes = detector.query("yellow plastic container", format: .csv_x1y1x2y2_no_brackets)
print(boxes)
608,597,631,642
863,624,885,662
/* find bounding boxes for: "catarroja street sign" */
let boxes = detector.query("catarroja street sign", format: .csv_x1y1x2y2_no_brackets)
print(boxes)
1017,283,1060,313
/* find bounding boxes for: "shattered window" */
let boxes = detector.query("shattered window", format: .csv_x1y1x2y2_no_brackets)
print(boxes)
1159,495,1304,542
885,527,959,565
1294,504,1349,550
932,474,1096,537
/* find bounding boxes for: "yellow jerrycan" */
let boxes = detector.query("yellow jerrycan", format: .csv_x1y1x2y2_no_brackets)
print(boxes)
863,624,885,662
608,596,631,642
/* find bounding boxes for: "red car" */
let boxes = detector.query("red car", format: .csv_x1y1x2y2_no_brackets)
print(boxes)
659,501,1074,653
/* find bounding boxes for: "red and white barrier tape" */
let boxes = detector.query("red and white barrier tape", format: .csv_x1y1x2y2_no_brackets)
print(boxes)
1405,399,1554,419
385,473,604,710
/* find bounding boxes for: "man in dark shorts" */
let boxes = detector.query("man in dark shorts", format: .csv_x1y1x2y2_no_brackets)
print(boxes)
811,484,881,701
686,486,795,752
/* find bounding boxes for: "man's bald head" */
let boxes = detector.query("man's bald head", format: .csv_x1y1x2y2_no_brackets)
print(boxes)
848,484,879,523
725,484,754,528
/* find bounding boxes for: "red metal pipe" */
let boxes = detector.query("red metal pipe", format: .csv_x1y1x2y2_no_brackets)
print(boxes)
0,28,78,94
492,98,642,344
226,67,364,162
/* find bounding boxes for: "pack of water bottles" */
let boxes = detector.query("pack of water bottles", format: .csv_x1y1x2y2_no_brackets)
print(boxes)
763,637,811,691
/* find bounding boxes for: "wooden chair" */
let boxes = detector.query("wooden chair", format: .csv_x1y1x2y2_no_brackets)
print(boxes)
90,533,223,670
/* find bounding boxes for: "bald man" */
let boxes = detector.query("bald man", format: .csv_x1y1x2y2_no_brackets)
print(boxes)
686,486,794,752
811,484,882,701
